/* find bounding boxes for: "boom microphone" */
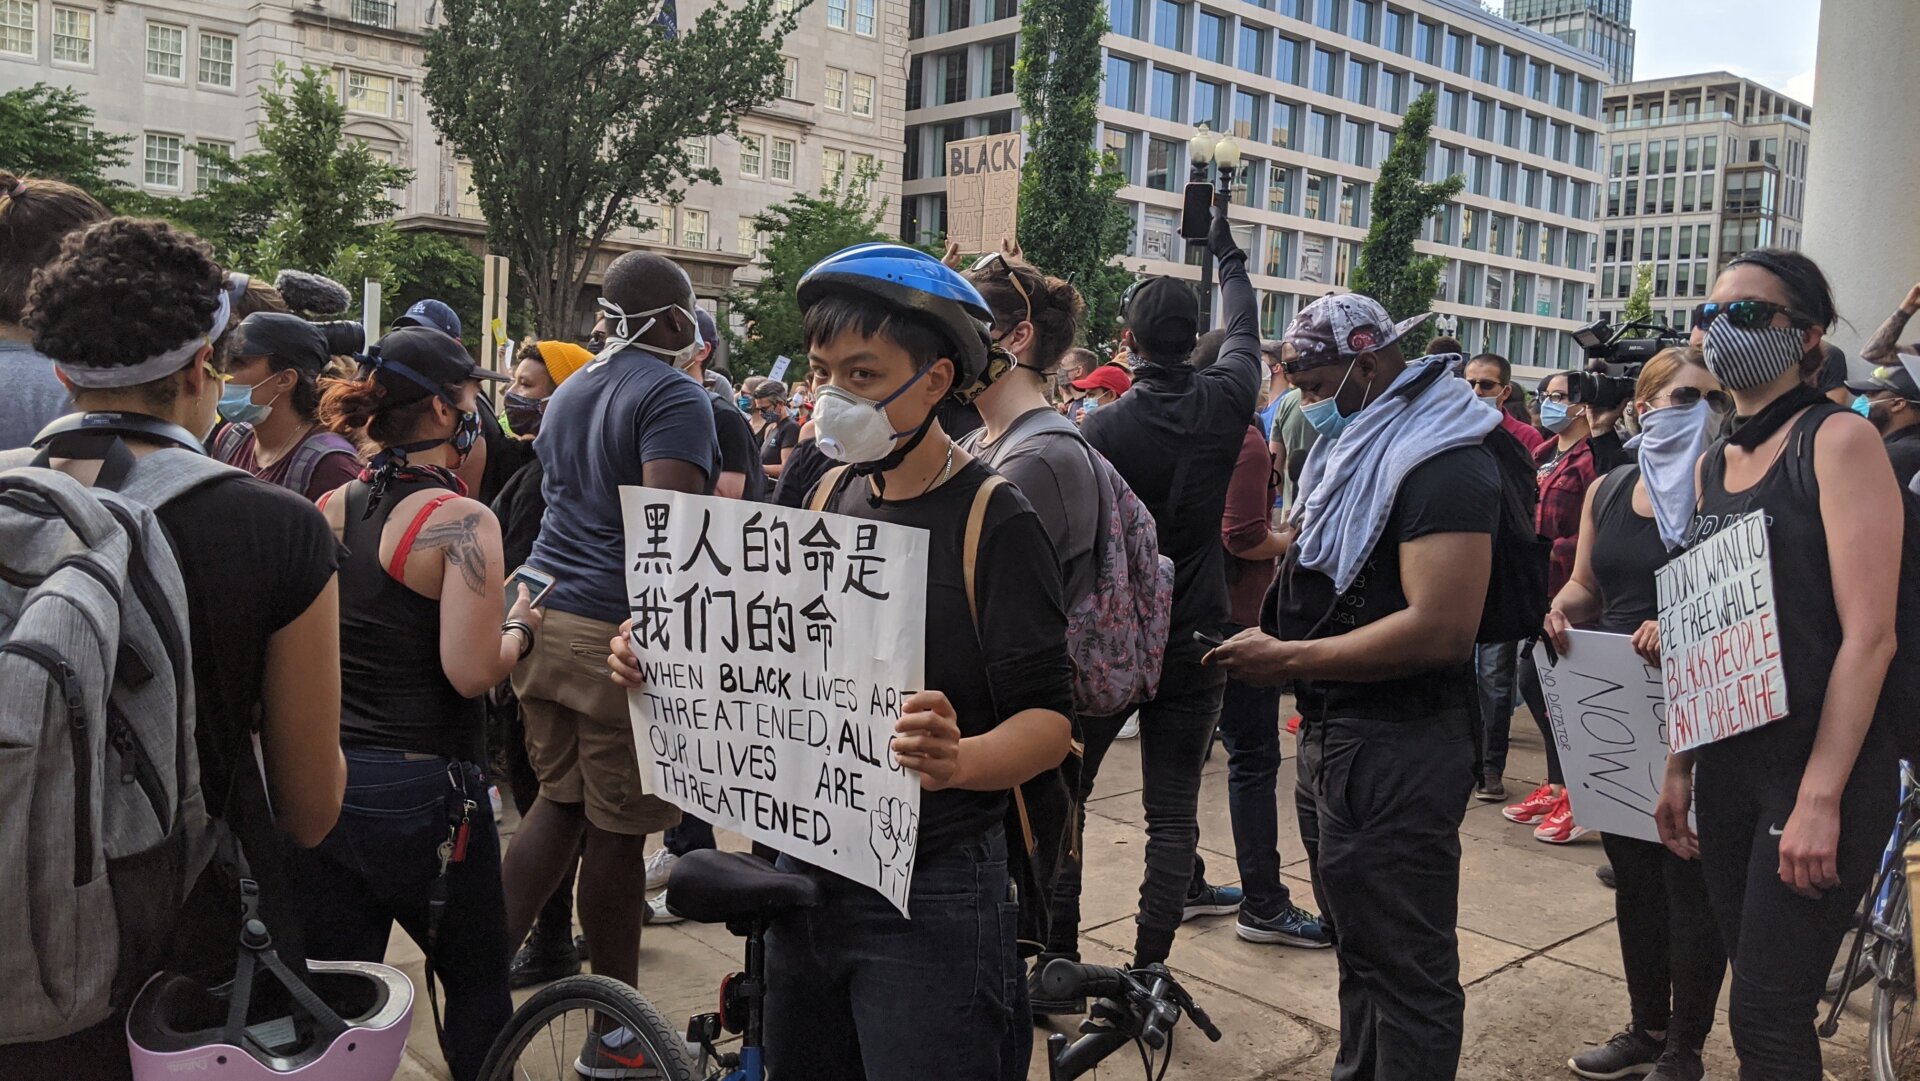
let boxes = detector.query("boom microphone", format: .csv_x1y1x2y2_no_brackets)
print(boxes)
274,269,353,318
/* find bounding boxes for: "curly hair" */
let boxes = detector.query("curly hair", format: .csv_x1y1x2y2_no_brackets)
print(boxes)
967,259,1085,373
25,218,224,379
0,172,111,324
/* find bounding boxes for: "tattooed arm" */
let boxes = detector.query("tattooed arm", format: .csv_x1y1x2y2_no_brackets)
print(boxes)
406,496,544,696
1861,282,1920,363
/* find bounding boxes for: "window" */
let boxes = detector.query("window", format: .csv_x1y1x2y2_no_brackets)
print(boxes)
1379,68,1402,112
1313,0,1337,30
1311,47,1334,95
52,6,89,63
1348,0,1372,41
782,56,799,98
1105,56,1137,110
990,0,1016,19
1474,41,1495,83
1195,9,1223,63
1625,142,1639,176
1146,137,1176,191
827,0,847,29
351,0,395,26
1275,36,1300,84
144,133,183,188
1343,118,1367,166
1111,0,1143,35
740,133,763,177
852,152,876,193
455,159,482,217
1412,19,1434,64
739,218,763,257
346,71,394,116
1268,163,1292,213
193,141,233,192
852,73,875,116
683,136,708,169
1702,136,1717,170
823,147,847,189
771,138,795,182
1270,100,1297,148
1382,6,1405,53
1338,180,1360,226
825,67,847,110
1236,23,1265,76
1149,66,1181,122
1265,229,1294,279
1304,173,1325,219
1193,79,1221,129
681,209,708,249
1345,58,1370,105
1,0,33,55
147,24,185,78
1764,137,1778,166
986,40,1014,96
198,32,235,85
1443,30,1464,74
1152,0,1184,50
855,0,875,35
1231,89,1259,140
1306,109,1329,158
1678,224,1693,260
940,51,966,104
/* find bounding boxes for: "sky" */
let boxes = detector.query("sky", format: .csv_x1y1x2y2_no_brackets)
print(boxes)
1628,0,1821,103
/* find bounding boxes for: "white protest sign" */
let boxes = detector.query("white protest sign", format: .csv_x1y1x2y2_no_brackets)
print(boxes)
768,355,792,383
1531,631,1679,845
1655,510,1788,752
619,488,930,914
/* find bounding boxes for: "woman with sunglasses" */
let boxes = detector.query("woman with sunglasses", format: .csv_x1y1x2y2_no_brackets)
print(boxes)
1652,250,1902,1081
1544,348,1730,1081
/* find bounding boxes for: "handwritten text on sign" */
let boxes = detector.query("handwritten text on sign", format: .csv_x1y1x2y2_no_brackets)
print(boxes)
1655,511,1788,752
619,488,930,914
1533,631,1681,845
945,132,1022,254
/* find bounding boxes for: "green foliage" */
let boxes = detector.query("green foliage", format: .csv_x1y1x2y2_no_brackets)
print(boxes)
1351,91,1463,322
1014,0,1133,344
1622,264,1656,326
423,0,801,337
0,83,131,196
727,181,889,376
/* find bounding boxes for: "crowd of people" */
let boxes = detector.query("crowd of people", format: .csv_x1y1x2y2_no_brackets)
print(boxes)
2,162,1918,1081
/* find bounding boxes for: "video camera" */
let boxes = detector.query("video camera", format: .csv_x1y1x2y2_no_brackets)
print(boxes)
1564,317,1689,412
315,320,366,358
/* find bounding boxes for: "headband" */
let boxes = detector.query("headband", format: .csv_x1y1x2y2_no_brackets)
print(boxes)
57,290,232,389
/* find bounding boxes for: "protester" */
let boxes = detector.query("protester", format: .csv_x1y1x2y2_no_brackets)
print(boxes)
1503,368,1626,843
1053,213,1261,978
610,241,1073,1077
501,253,718,1059
392,296,529,504
1861,281,1920,367
211,313,365,500
1268,352,1319,509
1655,250,1901,1081
1426,335,1464,357
1843,360,1920,488
1207,290,1501,1081
7,217,346,1078
501,339,592,441
753,379,801,478
0,173,108,449
1256,340,1290,436
1069,363,1130,424
1543,348,1729,1081
771,374,836,509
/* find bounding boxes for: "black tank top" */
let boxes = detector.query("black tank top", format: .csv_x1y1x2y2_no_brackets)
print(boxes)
338,475,485,760
1688,404,1845,755
1588,464,1666,634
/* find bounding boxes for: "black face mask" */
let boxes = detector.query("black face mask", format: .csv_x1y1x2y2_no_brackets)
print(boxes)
502,391,546,438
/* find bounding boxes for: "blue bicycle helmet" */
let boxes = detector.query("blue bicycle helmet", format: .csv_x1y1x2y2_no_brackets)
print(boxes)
796,243,996,395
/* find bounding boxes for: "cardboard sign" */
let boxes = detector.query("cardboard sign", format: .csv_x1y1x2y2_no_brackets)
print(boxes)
619,488,930,913
1532,631,1679,845
768,355,792,383
1655,510,1788,752
945,132,1022,253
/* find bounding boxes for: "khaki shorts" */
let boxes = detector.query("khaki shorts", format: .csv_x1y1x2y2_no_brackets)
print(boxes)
513,608,681,836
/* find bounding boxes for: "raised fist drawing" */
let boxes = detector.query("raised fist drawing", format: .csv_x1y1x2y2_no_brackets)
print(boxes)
870,796,918,900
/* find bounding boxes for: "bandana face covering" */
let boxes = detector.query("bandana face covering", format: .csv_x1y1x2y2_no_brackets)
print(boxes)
1701,316,1806,391
1635,399,1711,550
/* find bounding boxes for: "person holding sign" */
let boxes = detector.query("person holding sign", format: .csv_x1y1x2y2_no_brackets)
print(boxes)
611,243,1073,1080
1541,348,1729,1081
1655,250,1902,1081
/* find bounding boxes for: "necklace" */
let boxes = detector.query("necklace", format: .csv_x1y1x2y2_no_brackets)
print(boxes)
259,421,315,467
922,441,955,495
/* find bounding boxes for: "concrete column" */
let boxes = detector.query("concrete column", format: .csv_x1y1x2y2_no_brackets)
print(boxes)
1800,0,1920,364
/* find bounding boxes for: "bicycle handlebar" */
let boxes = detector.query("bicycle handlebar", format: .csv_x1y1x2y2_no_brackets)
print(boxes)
1039,959,1133,1002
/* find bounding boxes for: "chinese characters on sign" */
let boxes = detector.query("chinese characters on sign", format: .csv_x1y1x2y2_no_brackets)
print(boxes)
1655,511,1788,753
1532,631,1682,845
620,489,930,913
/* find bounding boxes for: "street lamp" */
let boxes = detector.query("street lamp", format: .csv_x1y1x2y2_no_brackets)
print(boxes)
1179,124,1243,330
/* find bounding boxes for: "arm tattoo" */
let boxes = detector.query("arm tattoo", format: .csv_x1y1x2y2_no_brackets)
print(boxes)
1862,307,1915,363
414,512,489,594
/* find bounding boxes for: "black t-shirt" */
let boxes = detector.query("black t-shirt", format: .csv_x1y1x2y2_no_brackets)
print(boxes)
773,438,835,509
1885,425,1920,490
760,416,801,466
713,394,768,501
1264,444,1500,721
1587,464,1666,633
493,456,546,570
821,460,1073,853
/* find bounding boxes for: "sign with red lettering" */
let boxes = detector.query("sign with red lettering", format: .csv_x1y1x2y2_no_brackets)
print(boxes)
1655,511,1789,752
945,132,1022,254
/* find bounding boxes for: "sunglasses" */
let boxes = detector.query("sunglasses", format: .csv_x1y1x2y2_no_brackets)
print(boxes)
1461,378,1505,394
1655,386,1733,413
1690,300,1810,332
970,251,1033,327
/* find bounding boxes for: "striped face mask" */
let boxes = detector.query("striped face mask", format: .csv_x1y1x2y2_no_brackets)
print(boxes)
1701,316,1805,391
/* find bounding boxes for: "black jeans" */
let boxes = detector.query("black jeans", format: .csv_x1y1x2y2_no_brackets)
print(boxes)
1472,641,1517,780
291,750,511,1081
1694,730,1898,1080
1204,670,1292,918
1046,656,1225,967
1516,649,1562,786
1298,712,1475,1081
1599,832,1727,1050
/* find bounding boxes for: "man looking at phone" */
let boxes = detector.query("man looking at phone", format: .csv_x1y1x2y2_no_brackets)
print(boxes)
502,253,719,1033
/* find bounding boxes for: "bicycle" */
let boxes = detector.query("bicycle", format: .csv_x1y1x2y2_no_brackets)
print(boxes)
1819,760,1919,1081
1037,958,1223,1081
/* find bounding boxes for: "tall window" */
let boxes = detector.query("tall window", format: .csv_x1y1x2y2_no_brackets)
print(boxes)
771,138,795,182
199,32,235,87
827,0,848,29
147,24,185,78
740,133,763,177
683,136,709,168
1231,90,1258,140
1344,58,1369,105
824,147,848,190
681,209,708,249
739,218,763,256
855,0,875,36
193,141,234,192
782,56,799,98
1152,0,1184,50
1110,0,1142,36
0,0,33,55
1348,0,1372,41
1195,9,1223,63
986,40,1014,96
1105,56,1138,110
455,160,482,217
1193,79,1221,129
1382,7,1405,53
852,73,876,115
346,72,394,116
351,0,396,26
1310,47,1334,95
1236,24,1266,76
852,152,876,193
940,51,966,104
1270,100,1297,148
1149,66,1181,122
144,134,183,188
1275,36,1300,84
1267,163,1291,213
52,6,90,63
1146,137,1175,191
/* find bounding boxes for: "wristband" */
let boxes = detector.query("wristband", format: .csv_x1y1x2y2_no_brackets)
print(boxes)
503,620,535,659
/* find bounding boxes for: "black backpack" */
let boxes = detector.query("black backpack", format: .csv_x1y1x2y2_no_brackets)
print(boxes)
1476,425,1552,644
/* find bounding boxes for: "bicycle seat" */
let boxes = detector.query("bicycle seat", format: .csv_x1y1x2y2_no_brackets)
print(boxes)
664,849,822,925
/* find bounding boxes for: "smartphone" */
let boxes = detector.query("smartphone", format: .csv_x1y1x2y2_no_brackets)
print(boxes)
1192,629,1225,650
505,565,556,615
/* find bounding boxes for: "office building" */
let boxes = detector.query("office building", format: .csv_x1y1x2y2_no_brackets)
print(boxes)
0,0,905,340
1504,0,1631,84
905,0,1610,369
1592,72,1812,334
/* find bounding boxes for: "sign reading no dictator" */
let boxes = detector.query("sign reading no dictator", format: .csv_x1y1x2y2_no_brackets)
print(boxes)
1655,510,1788,752
1532,631,1680,845
619,488,930,913
945,132,1022,254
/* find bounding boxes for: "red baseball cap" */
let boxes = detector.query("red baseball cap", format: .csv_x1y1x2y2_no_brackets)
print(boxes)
1072,364,1132,396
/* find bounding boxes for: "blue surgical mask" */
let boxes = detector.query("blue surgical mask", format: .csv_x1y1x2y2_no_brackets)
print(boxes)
217,380,275,426
1299,357,1367,439
737,395,752,411
1541,398,1575,433
1852,394,1875,420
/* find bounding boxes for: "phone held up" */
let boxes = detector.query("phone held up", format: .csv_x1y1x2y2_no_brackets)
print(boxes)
504,565,556,616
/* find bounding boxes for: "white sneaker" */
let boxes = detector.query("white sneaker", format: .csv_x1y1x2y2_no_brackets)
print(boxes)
643,849,678,891
489,785,504,823
1117,714,1141,740
647,894,684,925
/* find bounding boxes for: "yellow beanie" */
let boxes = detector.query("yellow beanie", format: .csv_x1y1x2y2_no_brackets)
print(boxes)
537,340,594,385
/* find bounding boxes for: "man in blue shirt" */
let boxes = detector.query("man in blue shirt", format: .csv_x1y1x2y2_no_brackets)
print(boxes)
503,252,719,1032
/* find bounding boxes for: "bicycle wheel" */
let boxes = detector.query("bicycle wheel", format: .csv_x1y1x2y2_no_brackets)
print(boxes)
478,974,696,1081
1869,884,1916,1081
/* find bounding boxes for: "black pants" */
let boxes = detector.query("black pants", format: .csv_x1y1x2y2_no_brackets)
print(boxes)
1516,649,1562,786
1599,832,1727,1050
1046,656,1224,967
1297,712,1475,1081
1207,670,1292,917
1694,728,1898,1081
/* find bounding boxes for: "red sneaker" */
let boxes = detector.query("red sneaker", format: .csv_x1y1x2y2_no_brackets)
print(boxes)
1285,715,1302,734
1502,783,1558,825
1533,794,1589,844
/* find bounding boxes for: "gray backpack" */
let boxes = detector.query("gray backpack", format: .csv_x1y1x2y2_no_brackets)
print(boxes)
0,442,241,1043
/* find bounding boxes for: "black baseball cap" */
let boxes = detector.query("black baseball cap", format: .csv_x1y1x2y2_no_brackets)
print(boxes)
1122,276,1200,354
365,326,506,406
1846,360,1920,402
232,313,332,373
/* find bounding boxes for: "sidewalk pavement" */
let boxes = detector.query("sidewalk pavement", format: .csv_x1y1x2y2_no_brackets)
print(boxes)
389,709,1879,1080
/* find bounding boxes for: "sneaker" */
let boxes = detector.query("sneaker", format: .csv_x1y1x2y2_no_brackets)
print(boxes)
1117,713,1141,740
1182,883,1243,921
574,933,590,962
1567,1026,1663,1080
1502,782,1559,825
575,1025,667,1079
1596,864,1617,889
1474,775,1507,802
1644,1045,1705,1081
1534,794,1589,844
489,784,504,823
1027,963,1085,1017
646,894,684,925
507,934,580,989
1235,903,1333,948
643,849,678,891
1285,715,1302,735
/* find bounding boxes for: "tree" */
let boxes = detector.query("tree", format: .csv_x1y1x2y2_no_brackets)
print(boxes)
1014,0,1133,343
1622,264,1656,326
0,83,130,195
727,181,889,376
1351,90,1463,322
423,0,801,337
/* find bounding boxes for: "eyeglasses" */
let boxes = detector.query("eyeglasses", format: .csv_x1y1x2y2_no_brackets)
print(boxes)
1690,300,1809,332
1462,378,1505,394
1540,390,1573,404
1653,386,1734,413
970,251,1033,327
